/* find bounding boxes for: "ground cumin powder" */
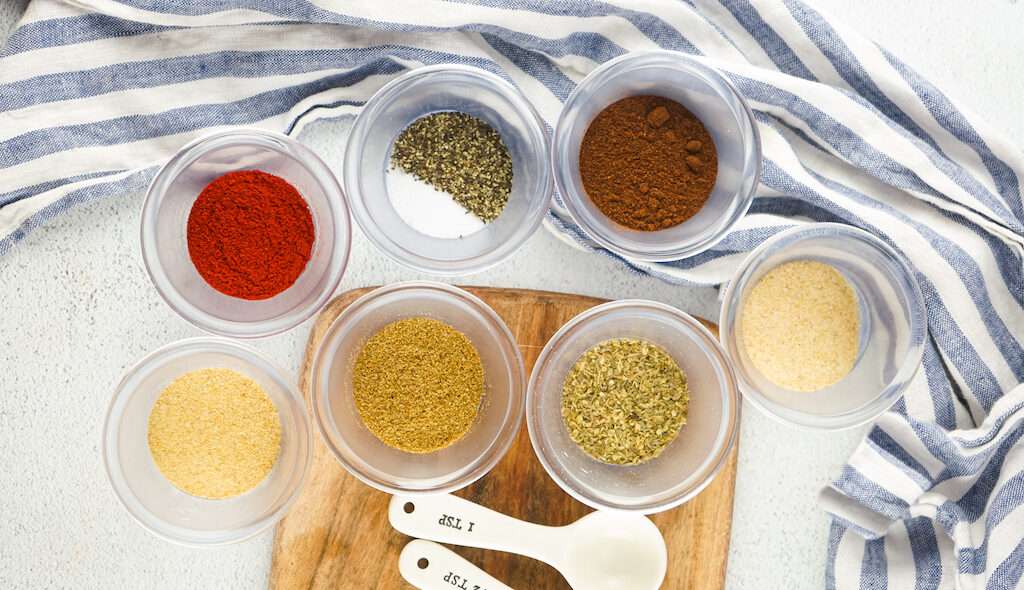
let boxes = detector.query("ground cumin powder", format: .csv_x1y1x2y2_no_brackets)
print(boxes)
353,317,485,453
147,368,281,499
579,95,718,231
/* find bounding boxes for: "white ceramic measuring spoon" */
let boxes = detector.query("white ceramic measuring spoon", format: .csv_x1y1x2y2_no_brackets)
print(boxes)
399,539,514,590
389,494,667,590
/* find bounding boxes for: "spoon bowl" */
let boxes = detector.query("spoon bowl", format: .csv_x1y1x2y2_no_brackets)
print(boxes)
562,511,666,590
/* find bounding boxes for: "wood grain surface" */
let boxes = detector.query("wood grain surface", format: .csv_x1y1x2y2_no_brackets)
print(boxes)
270,287,738,590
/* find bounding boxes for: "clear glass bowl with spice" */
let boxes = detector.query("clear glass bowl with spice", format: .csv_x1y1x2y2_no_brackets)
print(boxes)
344,65,552,275
312,282,526,494
719,223,927,429
102,337,312,546
141,128,351,338
527,300,740,514
552,51,760,261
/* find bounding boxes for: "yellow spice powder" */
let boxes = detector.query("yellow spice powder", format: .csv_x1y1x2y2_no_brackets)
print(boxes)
147,368,282,499
353,317,485,454
740,260,860,392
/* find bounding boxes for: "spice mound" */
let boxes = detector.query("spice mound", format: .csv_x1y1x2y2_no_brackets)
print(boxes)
353,317,485,453
389,111,513,236
187,169,315,300
740,260,860,392
579,95,717,232
561,338,689,465
147,368,282,499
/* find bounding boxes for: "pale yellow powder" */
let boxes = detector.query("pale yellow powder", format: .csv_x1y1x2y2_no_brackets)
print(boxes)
147,368,282,499
740,260,860,392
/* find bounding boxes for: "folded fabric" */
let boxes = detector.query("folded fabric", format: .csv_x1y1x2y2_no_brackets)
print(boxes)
1,1,1022,587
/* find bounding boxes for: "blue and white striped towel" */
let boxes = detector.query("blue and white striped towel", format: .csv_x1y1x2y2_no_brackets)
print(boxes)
2,1,1023,587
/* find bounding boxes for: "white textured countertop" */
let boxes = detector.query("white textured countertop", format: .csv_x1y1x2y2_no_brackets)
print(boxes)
1,1,1022,588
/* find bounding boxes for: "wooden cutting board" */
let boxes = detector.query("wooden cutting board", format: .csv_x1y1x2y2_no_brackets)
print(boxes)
270,287,738,590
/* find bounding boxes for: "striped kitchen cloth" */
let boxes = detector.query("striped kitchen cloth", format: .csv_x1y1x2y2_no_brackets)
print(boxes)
2,1,1023,587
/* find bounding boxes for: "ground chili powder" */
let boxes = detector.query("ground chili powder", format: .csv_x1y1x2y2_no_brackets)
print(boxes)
187,170,314,300
579,95,718,231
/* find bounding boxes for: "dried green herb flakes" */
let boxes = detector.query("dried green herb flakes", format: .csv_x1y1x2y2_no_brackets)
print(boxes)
561,338,689,465
390,111,512,223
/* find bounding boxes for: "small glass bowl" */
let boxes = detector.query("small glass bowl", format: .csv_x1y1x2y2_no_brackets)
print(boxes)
719,223,927,430
527,300,740,514
141,128,352,338
344,65,552,275
102,338,312,546
552,51,761,262
312,282,526,494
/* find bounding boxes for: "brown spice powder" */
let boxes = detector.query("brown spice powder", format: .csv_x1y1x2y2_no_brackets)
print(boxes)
579,95,718,231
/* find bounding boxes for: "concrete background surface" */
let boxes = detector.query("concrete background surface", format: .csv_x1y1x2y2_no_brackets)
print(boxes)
1,1,1022,588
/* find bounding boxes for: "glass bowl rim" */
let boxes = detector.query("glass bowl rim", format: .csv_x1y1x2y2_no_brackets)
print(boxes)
311,281,527,495
140,127,352,339
342,64,553,276
718,222,928,430
526,298,741,513
551,49,762,262
101,336,313,547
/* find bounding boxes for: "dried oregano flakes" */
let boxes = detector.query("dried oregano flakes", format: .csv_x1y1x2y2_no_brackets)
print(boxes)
561,338,690,466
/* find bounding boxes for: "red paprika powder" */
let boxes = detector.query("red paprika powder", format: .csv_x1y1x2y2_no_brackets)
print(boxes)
187,170,314,300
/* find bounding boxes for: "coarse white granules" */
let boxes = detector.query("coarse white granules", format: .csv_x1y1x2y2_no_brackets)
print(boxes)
740,260,860,392
386,167,486,239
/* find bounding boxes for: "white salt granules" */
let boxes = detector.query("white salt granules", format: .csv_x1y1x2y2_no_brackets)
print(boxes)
386,168,486,239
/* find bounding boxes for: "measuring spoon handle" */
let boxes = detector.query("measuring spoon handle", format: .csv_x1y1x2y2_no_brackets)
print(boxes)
389,495,560,564
399,540,515,590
